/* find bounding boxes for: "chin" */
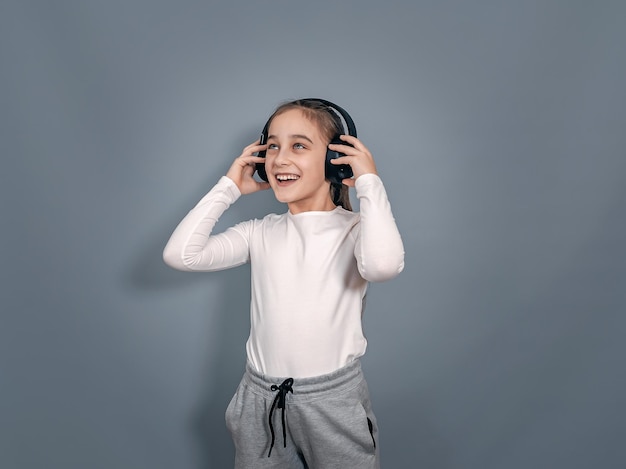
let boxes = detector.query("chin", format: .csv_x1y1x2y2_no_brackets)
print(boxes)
270,188,293,204
273,195,290,204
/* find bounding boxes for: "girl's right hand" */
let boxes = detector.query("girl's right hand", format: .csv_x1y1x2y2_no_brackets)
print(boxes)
226,140,271,195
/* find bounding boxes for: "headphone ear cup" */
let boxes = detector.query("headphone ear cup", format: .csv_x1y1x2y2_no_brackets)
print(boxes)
256,150,268,182
256,162,268,182
325,135,354,185
255,132,269,182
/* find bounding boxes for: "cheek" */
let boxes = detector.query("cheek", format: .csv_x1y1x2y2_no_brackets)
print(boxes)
264,154,277,170
308,153,328,177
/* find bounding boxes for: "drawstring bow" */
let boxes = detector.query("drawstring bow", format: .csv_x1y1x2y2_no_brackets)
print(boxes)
267,378,294,457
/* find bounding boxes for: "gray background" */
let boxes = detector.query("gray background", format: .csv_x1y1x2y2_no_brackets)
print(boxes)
2,1,625,468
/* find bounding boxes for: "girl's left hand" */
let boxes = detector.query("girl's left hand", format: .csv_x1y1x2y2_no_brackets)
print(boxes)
328,135,378,187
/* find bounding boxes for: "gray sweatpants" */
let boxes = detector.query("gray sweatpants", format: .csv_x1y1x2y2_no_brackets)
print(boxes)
225,359,380,468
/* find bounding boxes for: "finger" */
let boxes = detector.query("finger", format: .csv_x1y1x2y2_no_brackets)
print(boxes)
237,155,267,167
239,155,267,162
329,155,352,165
338,134,367,150
328,143,362,157
341,178,356,188
242,142,268,155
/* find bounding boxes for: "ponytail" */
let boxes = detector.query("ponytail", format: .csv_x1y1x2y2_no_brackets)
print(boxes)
331,183,352,211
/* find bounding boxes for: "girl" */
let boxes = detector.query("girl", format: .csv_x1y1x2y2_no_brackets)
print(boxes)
163,98,404,468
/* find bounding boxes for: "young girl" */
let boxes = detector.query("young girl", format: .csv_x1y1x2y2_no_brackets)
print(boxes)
163,98,404,468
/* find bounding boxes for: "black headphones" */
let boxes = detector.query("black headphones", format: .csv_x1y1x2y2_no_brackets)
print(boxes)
255,98,356,185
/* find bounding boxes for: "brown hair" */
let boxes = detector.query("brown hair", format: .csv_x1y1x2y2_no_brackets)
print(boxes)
267,99,352,211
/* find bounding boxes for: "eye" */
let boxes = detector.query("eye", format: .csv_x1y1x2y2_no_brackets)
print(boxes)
293,142,306,150
267,143,278,150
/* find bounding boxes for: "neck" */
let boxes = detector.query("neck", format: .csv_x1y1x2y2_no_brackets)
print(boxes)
288,197,336,214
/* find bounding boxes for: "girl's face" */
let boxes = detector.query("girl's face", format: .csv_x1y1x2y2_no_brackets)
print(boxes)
265,108,335,214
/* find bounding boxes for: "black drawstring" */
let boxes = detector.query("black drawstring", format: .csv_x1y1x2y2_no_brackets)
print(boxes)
267,378,294,457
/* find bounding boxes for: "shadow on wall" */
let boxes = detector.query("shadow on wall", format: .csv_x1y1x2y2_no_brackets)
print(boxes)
125,195,253,468
188,266,250,469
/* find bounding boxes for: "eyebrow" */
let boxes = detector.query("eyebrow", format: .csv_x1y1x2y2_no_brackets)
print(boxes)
267,134,314,144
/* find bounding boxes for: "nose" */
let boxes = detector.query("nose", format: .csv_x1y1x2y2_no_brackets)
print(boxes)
273,146,291,167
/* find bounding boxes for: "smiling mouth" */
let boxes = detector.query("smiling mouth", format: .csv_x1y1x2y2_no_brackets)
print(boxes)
275,174,300,184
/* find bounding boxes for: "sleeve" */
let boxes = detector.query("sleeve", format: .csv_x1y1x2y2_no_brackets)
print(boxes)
353,173,405,282
162,176,252,272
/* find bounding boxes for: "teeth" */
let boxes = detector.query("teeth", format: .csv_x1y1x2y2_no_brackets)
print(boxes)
276,174,300,181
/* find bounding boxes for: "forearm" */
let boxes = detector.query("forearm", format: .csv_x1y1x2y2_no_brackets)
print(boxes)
163,176,247,271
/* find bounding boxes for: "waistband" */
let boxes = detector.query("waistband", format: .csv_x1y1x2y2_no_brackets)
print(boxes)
243,359,364,403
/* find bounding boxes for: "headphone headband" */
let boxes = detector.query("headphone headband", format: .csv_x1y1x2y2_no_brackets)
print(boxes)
259,98,357,142
299,98,358,138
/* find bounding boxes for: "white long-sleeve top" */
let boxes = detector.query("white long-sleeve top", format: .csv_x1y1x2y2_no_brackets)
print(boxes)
163,173,404,378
